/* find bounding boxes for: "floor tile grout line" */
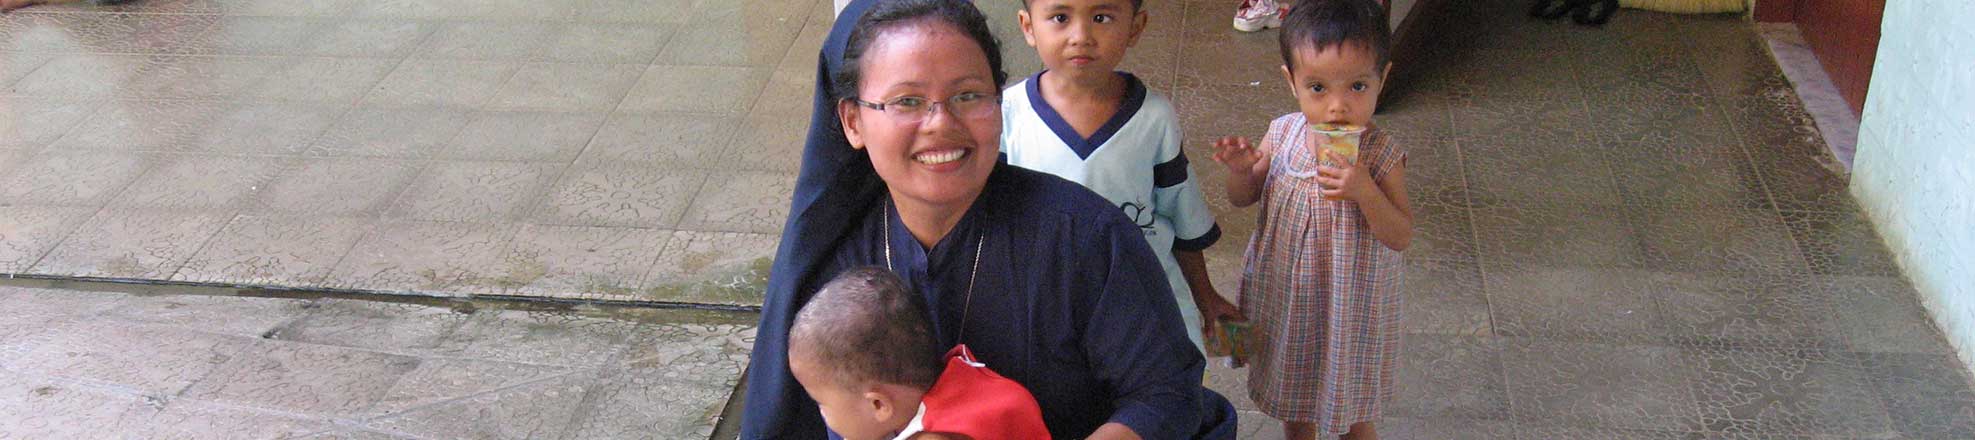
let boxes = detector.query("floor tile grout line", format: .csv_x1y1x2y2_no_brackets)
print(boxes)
304,23,448,285
157,211,247,282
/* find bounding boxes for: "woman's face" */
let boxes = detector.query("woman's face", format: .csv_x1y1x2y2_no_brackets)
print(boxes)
839,22,1002,212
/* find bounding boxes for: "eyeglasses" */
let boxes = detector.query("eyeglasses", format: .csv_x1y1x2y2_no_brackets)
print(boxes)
851,91,1000,124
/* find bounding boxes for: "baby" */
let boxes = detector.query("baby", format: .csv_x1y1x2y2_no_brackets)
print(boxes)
788,267,1052,440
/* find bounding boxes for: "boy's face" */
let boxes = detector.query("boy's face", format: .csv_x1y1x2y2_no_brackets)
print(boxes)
791,355,903,440
1018,0,1146,79
1281,43,1390,128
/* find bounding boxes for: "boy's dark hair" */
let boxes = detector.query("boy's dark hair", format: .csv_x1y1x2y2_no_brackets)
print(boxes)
1277,0,1391,69
1020,0,1144,14
833,0,1008,105
789,267,944,391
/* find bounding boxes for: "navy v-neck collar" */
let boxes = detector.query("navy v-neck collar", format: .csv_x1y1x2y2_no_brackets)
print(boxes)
1026,71,1147,160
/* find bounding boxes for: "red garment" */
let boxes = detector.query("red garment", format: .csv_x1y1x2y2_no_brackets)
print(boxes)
913,345,1052,440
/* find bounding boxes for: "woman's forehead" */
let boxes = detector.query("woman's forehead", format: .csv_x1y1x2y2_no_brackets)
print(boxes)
861,23,990,75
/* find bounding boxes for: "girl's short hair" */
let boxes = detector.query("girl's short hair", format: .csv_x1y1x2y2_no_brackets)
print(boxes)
831,0,1009,104
1277,0,1392,69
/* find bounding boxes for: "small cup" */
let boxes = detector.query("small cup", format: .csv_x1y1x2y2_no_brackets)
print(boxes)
1209,319,1254,367
1309,123,1364,199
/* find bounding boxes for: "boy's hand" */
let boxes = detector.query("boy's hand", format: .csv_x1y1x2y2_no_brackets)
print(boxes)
1196,289,1244,339
1317,149,1379,202
1210,136,1268,177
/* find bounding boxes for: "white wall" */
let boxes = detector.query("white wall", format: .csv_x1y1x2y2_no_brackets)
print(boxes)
1851,0,1975,368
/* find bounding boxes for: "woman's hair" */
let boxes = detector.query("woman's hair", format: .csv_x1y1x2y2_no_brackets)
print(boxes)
1277,0,1391,69
789,267,944,391
831,0,1008,104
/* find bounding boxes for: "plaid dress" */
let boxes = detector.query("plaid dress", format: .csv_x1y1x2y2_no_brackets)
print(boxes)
1240,113,1406,431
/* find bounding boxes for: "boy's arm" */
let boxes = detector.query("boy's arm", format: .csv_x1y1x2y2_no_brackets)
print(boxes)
1174,250,1241,332
1150,116,1241,330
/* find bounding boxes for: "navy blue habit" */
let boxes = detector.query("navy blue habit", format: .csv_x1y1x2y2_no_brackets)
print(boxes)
739,0,1235,437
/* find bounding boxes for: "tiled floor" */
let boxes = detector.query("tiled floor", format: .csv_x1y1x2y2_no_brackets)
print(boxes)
2,0,1972,438
0,281,755,439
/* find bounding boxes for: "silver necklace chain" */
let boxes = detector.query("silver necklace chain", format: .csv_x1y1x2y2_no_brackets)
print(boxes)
884,198,986,345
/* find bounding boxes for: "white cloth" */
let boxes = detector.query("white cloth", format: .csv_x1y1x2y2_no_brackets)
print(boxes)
1000,72,1222,352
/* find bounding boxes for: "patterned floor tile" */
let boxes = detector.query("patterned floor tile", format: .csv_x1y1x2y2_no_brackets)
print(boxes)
567,323,755,439
7,54,148,97
268,298,470,355
618,65,768,114
494,225,671,297
1857,353,1975,439
140,400,331,440
30,210,230,279
411,21,560,61
640,230,776,306
1395,334,1509,420
107,156,284,211
98,293,314,338
123,55,285,100
386,162,560,222
724,112,808,172
578,113,740,167
245,57,398,103
1820,275,1954,355
6,320,256,395
1400,257,1491,337
364,370,590,439
173,215,374,286
1777,209,1899,277
1687,347,1895,437
542,23,674,64
0,374,157,439
307,108,473,159
325,220,516,292
1486,266,1668,344
252,158,421,216
184,340,422,416
50,99,220,153
535,166,705,228
302,19,433,58
360,60,519,109
0,98,95,149
0,206,96,273
1462,138,1623,207
366,358,572,416
429,308,640,367
443,111,607,163
1651,272,1845,350
485,63,644,112
1629,205,1807,275
1501,338,1705,432
188,103,345,155
1471,201,1647,269
679,171,796,234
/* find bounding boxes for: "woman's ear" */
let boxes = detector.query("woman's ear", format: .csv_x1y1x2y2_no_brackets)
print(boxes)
839,99,867,150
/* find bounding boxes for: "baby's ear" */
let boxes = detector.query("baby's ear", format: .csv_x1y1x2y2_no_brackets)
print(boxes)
862,388,895,419
907,432,972,440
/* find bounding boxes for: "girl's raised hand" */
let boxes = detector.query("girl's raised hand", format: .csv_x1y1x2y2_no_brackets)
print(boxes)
1211,136,1269,177
1316,149,1378,201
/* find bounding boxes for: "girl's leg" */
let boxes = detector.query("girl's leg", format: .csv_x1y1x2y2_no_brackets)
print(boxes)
1284,421,1320,440
1340,421,1377,440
